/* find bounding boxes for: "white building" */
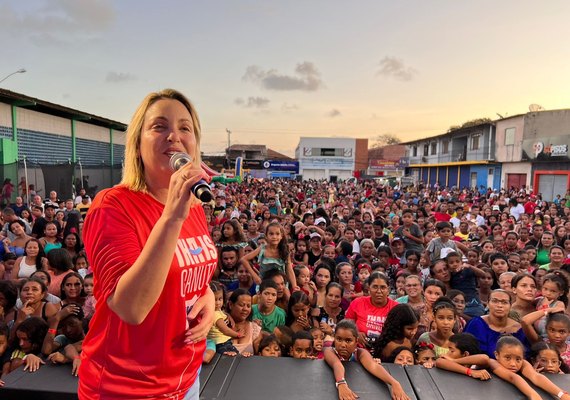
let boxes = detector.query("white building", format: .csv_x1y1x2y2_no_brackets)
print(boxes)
295,137,368,181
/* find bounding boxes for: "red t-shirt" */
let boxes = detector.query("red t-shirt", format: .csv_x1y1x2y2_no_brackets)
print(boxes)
345,296,397,338
78,186,217,400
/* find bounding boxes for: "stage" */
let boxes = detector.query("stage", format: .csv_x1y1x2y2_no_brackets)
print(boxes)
2,355,570,399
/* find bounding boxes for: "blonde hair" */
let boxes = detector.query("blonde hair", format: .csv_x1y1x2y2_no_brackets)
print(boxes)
120,89,202,192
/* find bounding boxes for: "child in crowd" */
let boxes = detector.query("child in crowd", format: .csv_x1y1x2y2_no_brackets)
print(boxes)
321,245,336,260
414,342,436,367
417,297,456,358
286,291,312,333
373,304,419,362
258,334,282,357
207,282,242,354
426,222,461,263
324,320,410,400
436,336,570,400
2,317,47,375
227,264,257,296
354,261,371,296
447,289,469,331
289,331,314,359
533,272,569,338
0,322,9,381
387,346,415,366
521,304,570,369
446,251,486,317
242,223,297,290
293,239,308,266
217,220,248,260
252,280,286,333
310,327,325,359
294,265,316,305
273,325,293,356
531,342,569,374
82,273,96,320
74,253,90,278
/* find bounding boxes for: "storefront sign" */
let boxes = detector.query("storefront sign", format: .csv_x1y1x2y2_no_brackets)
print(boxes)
263,160,299,173
522,137,570,161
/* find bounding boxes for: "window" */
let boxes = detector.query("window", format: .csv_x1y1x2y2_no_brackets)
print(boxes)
423,144,429,156
320,148,336,156
488,168,494,176
430,142,437,155
311,148,342,157
505,127,515,145
412,146,417,157
442,140,449,154
471,135,480,150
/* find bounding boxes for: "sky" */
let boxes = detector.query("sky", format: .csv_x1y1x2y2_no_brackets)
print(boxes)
1,0,570,157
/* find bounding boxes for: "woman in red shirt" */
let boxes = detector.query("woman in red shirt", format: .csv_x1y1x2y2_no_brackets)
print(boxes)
345,271,397,350
79,89,215,400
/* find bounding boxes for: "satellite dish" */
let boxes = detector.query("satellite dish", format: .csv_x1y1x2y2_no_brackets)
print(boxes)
529,104,544,112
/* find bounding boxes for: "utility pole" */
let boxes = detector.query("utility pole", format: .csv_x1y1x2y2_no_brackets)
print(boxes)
226,128,232,169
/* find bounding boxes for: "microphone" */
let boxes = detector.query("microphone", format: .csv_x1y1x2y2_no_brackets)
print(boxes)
169,152,213,203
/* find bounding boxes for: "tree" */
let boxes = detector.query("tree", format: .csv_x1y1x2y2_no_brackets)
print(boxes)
373,133,401,148
448,117,492,132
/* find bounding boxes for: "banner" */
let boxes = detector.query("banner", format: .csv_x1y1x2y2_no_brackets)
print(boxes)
522,137,570,161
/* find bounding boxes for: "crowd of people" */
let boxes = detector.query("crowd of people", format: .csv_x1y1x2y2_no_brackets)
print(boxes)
1,175,570,398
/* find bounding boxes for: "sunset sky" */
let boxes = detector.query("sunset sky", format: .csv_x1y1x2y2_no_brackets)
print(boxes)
1,0,569,156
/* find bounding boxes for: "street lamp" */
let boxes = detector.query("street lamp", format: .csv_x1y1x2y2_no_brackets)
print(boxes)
0,68,27,85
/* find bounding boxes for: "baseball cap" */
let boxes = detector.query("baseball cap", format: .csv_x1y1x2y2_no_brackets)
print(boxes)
309,232,322,240
492,205,500,211
315,217,327,225
391,236,404,243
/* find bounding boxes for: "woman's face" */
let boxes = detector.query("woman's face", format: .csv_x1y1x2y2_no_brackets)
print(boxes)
432,262,450,283
44,224,57,237
63,276,83,298
424,285,444,308
139,99,197,189
325,287,342,308
369,277,389,306
21,210,30,219
64,234,77,248
338,265,353,285
451,294,466,313
488,291,511,318
315,268,331,288
230,294,252,322
21,281,44,304
541,233,554,247
404,277,422,298
25,241,39,257
550,248,565,263
513,276,537,302
360,242,374,257
10,222,24,236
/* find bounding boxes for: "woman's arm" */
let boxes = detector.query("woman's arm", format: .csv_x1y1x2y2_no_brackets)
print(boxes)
11,257,22,282
107,163,211,324
359,349,410,400
240,247,262,285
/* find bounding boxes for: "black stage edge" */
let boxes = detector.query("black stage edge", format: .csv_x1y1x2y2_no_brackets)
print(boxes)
1,357,570,399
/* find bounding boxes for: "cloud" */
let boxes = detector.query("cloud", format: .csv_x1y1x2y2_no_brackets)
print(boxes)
242,62,324,91
105,71,137,83
281,103,299,113
234,96,270,108
376,57,418,81
326,109,341,118
0,0,114,44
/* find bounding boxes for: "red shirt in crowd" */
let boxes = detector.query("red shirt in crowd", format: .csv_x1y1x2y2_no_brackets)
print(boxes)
79,186,217,400
345,296,397,339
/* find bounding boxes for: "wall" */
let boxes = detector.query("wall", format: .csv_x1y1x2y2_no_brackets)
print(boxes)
495,115,525,162
524,110,570,139
500,162,532,189
298,137,357,179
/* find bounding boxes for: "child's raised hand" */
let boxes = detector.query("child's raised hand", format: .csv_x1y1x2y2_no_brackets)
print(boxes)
423,361,434,369
470,369,491,380
338,383,359,400
309,281,317,293
253,319,263,327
